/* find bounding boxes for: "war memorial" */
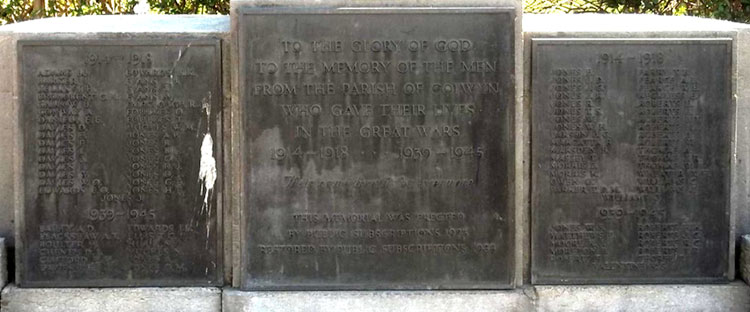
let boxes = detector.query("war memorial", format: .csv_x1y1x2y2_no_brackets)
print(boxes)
0,0,748,311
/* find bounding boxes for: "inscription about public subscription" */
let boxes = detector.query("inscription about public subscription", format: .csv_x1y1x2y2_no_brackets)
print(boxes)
531,39,731,283
241,9,515,289
19,41,221,287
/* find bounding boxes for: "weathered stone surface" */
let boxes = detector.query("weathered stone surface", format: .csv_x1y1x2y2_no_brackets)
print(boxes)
232,0,522,289
223,283,750,312
8,16,227,287
222,288,534,312
229,0,525,290
731,22,750,282
525,14,738,284
535,283,750,312
0,284,221,312
742,235,750,284
0,29,15,249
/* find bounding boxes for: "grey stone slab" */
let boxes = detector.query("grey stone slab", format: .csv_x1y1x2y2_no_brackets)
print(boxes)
220,37,234,288
524,15,750,283
531,38,732,283
535,283,750,312
0,30,16,250
222,288,534,312
0,91,14,248
232,0,522,290
0,284,221,312
18,39,222,287
0,16,229,288
523,14,742,284
730,22,750,281
229,0,525,293
742,235,750,284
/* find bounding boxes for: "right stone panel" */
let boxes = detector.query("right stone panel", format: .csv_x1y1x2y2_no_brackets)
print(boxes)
531,39,732,283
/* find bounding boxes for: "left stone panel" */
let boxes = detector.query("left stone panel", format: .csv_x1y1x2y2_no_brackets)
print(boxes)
17,38,223,287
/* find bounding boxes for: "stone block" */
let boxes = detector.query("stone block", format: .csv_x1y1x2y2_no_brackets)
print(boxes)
732,22,750,280
0,285,221,312
223,283,750,312
0,29,15,249
524,14,744,283
229,0,525,290
535,283,750,312
222,288,534,312
4,15,229,287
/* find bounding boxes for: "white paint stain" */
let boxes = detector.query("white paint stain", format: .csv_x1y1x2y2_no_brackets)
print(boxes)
199,133,216,212
198,94,216,248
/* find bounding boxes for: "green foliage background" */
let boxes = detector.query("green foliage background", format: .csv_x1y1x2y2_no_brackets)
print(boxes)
0,0,229,25
525,0,750,23
0,0,748,25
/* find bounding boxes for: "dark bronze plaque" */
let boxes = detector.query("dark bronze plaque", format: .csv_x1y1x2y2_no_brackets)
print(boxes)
18,40,222,287
531,39,732,284
240,8,516,289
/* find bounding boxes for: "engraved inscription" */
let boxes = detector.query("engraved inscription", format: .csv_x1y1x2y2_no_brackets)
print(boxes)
532,40,731,283
242,9,515,289
21,41,221,287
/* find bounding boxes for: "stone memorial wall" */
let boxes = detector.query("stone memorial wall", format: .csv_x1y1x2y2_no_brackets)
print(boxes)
0,5,747,312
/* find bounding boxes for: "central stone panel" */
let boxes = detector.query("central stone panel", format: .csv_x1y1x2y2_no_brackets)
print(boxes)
239,8,516,289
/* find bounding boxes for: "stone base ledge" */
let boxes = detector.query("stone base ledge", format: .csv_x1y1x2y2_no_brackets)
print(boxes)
224,283,750,312
0,283,747,312
223,289,534,312
0,284,221,312
534,283,750,312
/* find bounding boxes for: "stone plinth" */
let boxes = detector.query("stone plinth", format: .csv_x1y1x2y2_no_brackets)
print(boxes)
535,283,750,312
222,289,534,312
223,283,750,312
0,285,221,312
